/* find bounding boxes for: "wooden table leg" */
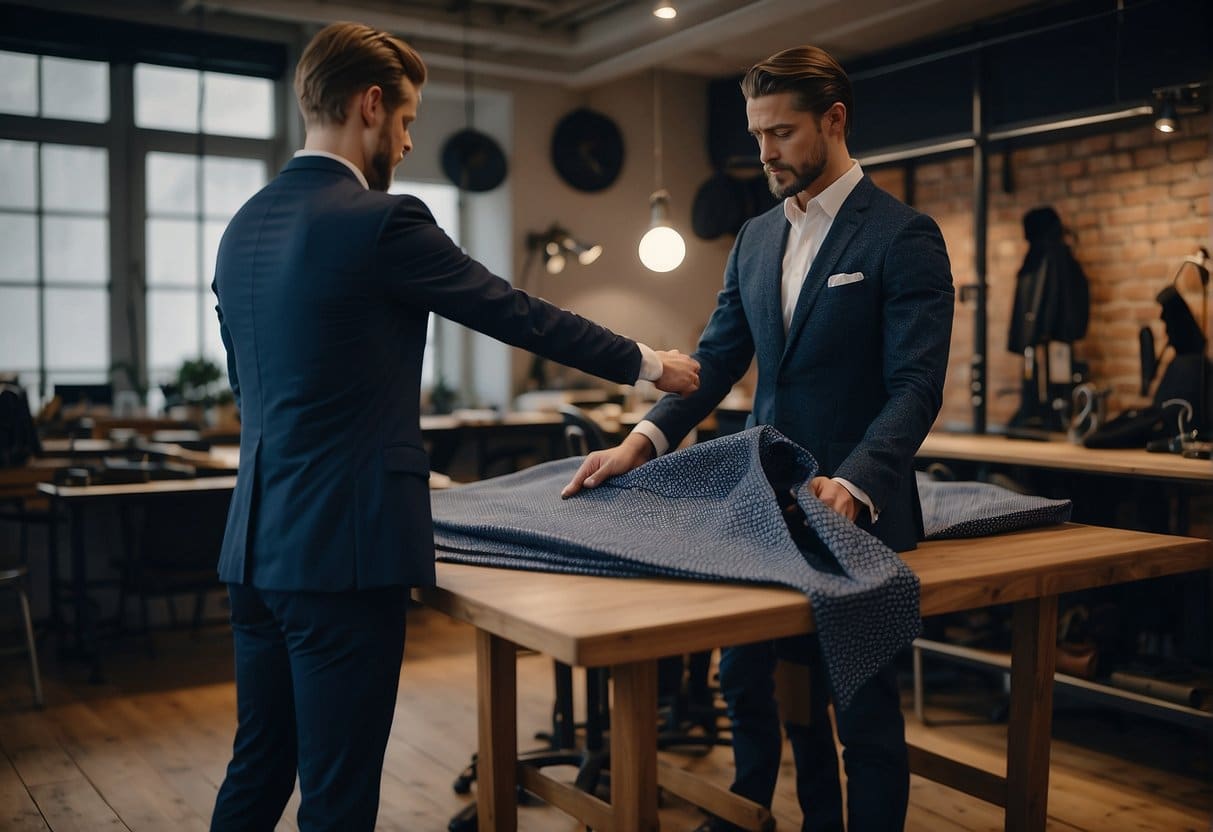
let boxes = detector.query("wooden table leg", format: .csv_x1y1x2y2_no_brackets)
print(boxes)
477,630,517,832
611,660,659,832
1005,595,1058,832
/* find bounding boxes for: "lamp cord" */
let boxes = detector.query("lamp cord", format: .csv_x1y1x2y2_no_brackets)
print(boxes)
652,68,663,192
463,11,475,130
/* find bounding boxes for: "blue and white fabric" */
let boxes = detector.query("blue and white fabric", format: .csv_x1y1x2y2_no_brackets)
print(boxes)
431,426,918,710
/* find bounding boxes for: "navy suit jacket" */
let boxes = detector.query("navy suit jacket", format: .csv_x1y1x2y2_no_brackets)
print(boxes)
213,156,642,591
646,176,954,552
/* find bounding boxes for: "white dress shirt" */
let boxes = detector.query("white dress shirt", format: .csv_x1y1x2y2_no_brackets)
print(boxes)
291,149,663,383
633,160,879,521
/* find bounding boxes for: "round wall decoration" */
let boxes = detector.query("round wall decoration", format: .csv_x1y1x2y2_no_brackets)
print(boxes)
550,108,625,192
441,127,508,192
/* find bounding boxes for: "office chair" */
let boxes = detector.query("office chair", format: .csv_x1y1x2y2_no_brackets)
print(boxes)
0,534,44,708
557,403,609,456
113,489,230,654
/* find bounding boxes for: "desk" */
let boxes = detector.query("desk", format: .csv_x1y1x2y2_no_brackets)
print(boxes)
36,477,237,679
415,524,1213,832
37,438,240,471
421,412,566,476
0,460,68,501
918,432,1213,483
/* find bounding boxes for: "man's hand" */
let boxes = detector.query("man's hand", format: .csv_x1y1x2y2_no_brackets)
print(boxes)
809,476,859,522
561,433,656,498
652,349,700,395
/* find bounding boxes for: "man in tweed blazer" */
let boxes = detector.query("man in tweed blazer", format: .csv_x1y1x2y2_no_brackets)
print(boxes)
564,46,954,831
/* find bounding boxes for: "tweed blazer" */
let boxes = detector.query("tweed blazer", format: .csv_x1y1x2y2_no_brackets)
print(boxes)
646,176,955,552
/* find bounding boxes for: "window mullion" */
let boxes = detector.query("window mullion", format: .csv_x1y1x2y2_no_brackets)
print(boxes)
110,60,138,401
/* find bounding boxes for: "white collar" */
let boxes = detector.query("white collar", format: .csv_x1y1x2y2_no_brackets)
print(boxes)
293,149,369,190
783,160,863,224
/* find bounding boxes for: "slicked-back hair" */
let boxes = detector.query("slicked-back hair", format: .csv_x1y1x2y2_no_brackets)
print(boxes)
741,46,853,137
294,21,427,127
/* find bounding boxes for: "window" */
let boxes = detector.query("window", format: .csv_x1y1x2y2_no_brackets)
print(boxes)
0,138,110,399
389,179,461,390
134,64,273,138
0,47,278,406
144,152,267,378
0,50,109,122
136,63,276,393
0,49,112,400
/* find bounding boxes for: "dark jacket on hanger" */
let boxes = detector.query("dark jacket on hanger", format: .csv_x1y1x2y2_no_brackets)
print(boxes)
1007,206,1089,352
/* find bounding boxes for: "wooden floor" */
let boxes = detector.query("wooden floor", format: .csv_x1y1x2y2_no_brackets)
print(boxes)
0,606,1209,831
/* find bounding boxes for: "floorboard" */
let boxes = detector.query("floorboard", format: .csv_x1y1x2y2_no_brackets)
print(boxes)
0,608,1208,830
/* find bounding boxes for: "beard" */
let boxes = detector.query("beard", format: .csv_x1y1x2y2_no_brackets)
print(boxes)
365,125,396,191
765,140,828,200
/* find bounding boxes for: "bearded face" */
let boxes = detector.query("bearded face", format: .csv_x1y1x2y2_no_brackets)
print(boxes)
764,128,829,199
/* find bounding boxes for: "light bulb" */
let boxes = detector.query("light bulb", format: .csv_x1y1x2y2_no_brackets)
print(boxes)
578,244,603,266
638,225,685,272
653,0,676,19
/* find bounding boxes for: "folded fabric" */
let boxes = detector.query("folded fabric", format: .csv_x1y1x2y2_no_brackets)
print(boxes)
915,472,1071,539
431,426,919,710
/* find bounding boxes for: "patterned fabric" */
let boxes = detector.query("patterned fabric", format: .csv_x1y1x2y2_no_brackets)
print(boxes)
430,426,920,710
916,472,1071,539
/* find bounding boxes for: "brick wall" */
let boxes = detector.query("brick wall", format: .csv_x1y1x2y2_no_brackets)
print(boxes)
875,113,1211,430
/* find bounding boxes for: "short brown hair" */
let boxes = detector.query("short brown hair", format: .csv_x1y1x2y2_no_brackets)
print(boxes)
294,22,427,126
741,46,853,137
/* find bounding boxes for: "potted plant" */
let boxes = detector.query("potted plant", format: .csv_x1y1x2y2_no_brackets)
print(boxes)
164,357,236,426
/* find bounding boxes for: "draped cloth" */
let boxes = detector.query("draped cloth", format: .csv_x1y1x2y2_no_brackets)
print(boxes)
431,426,919,710
916,472,1071,539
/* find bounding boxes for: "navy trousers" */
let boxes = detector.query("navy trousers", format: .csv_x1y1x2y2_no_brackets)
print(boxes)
718,637,908,832
210,583,408,832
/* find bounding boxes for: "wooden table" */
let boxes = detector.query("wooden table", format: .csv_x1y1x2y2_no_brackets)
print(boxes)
415,524,1213,832
421,411,566,476
918,432,1212,483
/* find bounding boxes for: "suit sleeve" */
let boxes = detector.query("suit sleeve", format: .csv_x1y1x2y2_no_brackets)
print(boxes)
833,212,954,510
644,221,757,446
212,285,240,411
374,196,641,385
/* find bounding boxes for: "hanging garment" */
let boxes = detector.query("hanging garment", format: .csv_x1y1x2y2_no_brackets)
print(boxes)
431,427,1072,708
1007,206,1090,352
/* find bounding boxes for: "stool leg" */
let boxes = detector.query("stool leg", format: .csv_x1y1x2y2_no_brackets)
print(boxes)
16,585,43,708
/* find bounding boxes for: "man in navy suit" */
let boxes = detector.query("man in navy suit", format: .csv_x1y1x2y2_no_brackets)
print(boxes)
208,22,699,832
564,46,954,831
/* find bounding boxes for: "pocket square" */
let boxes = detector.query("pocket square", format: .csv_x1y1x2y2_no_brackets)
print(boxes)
827,272,864,287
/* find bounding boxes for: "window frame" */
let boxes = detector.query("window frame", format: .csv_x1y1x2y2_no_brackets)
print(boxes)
0,51,284,405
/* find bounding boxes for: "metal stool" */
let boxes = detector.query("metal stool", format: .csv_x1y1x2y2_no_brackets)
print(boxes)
0,561,43,707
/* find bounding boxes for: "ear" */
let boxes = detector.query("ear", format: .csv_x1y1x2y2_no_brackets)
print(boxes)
358,85,384,127
822,101,846,137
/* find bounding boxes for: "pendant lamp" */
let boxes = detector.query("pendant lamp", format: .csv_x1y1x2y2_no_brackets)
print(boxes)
638,69,685,273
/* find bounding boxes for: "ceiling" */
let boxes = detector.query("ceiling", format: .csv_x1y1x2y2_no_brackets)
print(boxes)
187,0,1048,88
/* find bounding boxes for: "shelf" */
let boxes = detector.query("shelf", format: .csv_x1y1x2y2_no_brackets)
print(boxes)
912,638,1213,732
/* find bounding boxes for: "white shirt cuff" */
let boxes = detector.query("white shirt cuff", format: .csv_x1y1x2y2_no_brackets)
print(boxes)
631,420,671,456
636,343,662,382
833,477,879,523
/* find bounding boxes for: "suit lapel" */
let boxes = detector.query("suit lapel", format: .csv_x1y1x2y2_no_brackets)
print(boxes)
754,216,791,360
781,177,873,363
